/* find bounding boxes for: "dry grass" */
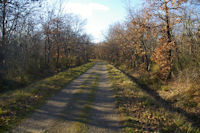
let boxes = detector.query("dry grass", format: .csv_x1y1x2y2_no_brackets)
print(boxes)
158,68,200,116
117,63,200,128
107,64,200,133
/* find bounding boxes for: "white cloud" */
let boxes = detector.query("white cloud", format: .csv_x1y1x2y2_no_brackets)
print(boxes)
63,2,110,18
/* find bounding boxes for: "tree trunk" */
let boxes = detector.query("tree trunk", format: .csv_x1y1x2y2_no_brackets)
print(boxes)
164,0,173,80
164,1,172,43
56,46,60,67
0,0,7,68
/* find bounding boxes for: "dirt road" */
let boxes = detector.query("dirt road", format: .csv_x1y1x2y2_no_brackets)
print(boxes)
13,62,121,133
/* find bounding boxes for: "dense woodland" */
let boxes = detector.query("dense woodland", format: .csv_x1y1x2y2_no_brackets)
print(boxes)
0,0,93,92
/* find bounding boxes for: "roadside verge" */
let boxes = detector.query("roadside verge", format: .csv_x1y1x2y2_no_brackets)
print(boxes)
106,64,200,133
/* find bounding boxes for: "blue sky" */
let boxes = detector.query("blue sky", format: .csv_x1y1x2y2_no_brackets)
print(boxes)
60,0,143,42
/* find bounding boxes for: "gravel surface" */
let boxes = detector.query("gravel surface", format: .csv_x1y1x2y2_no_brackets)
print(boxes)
12,62,122,133
86,63,122,133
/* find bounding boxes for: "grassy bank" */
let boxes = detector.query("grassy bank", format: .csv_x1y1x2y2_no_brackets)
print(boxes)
107,64,200,133
116,63,200,127
0,61,96,132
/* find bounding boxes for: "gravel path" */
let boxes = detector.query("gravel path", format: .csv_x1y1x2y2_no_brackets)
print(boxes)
86,63,122,133
12,62,122,133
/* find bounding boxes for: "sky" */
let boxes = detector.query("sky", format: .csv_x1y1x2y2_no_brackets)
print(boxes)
51,0,143,42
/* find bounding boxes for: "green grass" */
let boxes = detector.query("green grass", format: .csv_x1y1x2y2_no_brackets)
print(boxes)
0,61,96,132
106,64,200,133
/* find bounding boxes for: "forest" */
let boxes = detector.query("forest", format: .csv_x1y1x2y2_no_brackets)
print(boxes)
0,0,93,92
0,0,200,132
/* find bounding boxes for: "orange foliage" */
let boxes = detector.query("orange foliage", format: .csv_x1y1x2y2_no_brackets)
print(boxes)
151,41,175,80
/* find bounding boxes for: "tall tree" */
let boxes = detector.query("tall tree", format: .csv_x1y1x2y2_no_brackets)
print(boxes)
146,0,188,80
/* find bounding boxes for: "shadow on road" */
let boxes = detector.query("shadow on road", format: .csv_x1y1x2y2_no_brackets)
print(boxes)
14,62,123,133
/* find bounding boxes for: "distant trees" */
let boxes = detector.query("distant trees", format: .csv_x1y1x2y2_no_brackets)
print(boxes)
0,0,92,92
